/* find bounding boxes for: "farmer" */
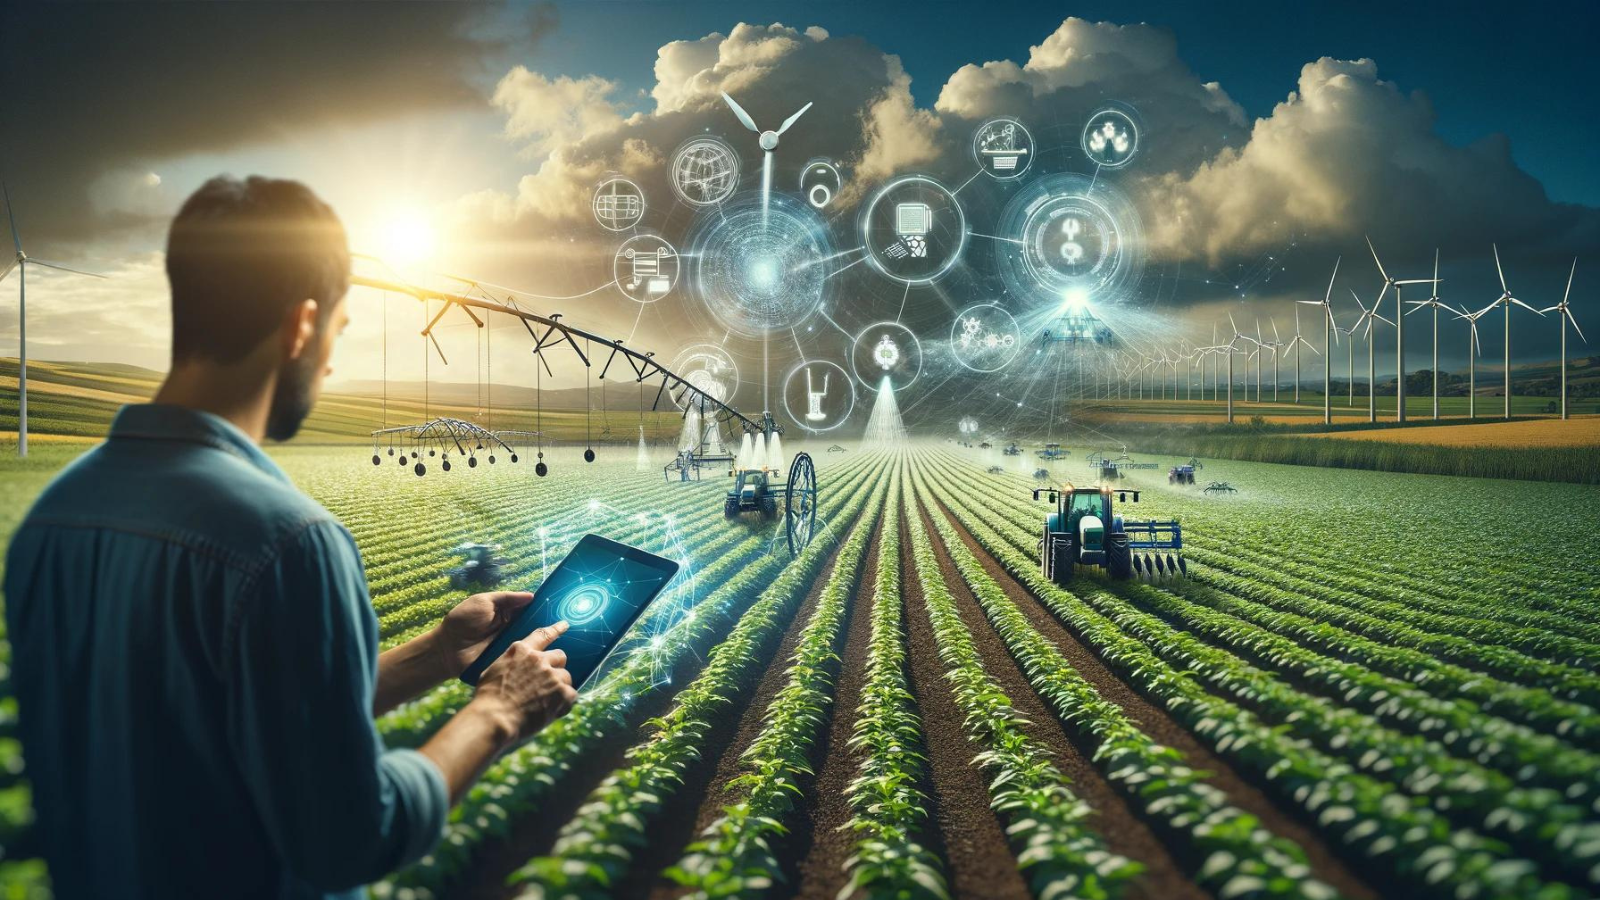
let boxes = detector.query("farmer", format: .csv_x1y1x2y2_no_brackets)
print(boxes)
3,176,577,899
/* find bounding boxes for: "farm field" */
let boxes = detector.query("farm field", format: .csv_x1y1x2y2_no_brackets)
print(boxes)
1,442,1598,899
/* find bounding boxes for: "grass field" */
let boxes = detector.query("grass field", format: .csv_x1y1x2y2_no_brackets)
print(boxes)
1,439,1598,899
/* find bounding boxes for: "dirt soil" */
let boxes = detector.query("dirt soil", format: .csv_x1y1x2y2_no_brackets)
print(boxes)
926,495,1379,900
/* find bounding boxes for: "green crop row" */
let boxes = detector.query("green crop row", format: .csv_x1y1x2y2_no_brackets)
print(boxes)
921,455,1584,900
505,458,893,898
660,463,893,898
905,471,1145,900
371,454,886,899
941,455,1600,751
933,464,1600,886
909,466,1336,900
834,461,949,900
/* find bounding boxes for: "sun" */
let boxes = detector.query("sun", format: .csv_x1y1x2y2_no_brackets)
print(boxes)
376,210,436,267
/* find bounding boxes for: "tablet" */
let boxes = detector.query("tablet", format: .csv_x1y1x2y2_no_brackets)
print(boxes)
459,534,681,689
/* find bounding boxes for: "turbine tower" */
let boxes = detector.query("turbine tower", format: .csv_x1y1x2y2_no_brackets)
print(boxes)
1539,259,1584,420
1227,313,1259,422
1402,250,1447,420
721,92,812,224
1,184,107,457
1450,303,1486,419
1366,236,1433,423
1294,258,1339,423
1474,245,1545,420
1350,289,1394,423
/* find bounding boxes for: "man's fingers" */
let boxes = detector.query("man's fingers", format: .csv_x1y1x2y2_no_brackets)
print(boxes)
521,620,569,650
487,591,535,616
554,667,573,687
544,648,568,669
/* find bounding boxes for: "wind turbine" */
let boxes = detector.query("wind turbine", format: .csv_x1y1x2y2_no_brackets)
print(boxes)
1450,302,1486,419
1366,236,1434,422
1474,244,1545,420
1267,319,1286,402
1294,257,1339,422
1402,250,1448,420
1539,259,1585,420
1227,313,1259,422
721,91,812,224
1,184,107,457
1251,319,1267,402
1350,288,1394,423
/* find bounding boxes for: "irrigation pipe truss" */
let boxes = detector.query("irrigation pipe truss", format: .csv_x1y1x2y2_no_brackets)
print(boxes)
350,271,770,436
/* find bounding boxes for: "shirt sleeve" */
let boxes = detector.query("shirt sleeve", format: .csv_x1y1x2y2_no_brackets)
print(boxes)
223,519,448,891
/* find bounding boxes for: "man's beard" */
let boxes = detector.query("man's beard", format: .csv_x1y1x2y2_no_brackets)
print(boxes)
264,350,318,442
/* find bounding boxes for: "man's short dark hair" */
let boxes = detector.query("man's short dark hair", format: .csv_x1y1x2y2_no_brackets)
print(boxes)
165,176,350,364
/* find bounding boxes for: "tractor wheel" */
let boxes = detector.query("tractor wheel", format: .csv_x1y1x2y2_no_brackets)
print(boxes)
1107,535,1134,580
760,496,778,519
1050,535,1074,586
724,498,740,520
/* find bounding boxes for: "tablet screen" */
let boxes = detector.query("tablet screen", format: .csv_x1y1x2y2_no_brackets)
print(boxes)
460,534,680,689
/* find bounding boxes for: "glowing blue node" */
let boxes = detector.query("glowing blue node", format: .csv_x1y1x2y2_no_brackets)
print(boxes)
687,192,832,338
556,584,610,626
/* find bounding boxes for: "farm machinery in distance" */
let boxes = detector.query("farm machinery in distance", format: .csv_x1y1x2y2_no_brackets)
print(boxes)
1003,442,1023,456
724,442,819,555
1169,456,1204,485
1086,448,1158,481
1035,443,1069,460
1203,481,1238,495
448,543,510,591
1031,483,1186,582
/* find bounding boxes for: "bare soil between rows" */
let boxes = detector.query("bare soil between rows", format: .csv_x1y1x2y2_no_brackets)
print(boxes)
912,495,1209,900
638,504,883,900
926,492,1379,900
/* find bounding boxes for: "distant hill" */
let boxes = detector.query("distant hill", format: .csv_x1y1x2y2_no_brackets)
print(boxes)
0,359,684,444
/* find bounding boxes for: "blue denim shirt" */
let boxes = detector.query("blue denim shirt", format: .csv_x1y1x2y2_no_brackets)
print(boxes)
3,405,447,899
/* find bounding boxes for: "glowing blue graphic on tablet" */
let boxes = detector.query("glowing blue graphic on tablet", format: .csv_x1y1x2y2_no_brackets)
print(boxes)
556,584,611,626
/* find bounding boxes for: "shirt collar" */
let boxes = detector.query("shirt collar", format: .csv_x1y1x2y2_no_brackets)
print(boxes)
108,404,289,483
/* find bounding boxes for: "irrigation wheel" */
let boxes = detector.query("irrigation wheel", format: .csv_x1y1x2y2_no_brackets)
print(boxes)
785,452,818,555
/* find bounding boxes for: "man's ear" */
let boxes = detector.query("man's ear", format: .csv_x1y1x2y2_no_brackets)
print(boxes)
284,299,319,361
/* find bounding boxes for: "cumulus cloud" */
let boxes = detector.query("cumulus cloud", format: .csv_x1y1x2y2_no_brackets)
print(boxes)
494,69,627,158
1142,57,1597,266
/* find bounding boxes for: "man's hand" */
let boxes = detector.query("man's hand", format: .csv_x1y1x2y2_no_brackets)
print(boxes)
432,591,536,681
469,622,578,742
421,622,578,802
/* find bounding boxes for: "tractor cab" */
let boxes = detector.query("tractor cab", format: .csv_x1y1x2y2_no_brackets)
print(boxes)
726,465,780,519
1030,483,1185,583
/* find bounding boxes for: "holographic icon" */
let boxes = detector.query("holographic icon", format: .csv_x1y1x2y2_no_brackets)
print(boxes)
805,369,829,421
592,177,645,231
860,176,966,285
613,235,680,303
973,117,1034,179
874,334,902,369
951,303,1022,372
958,416,980,435
670,137,740,206
783,360,856,433
799,159,843,210
555,584,611,626
1082,109,1139,168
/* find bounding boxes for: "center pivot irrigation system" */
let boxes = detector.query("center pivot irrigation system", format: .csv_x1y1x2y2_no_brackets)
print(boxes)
353,269,818,553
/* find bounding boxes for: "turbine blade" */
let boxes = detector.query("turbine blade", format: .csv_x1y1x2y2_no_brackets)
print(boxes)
1568,311,1587,344
1474,299,1500,318
776,101,813,136
1433,247,1440,285
1562,257,1576,308
1323,255,1340,306
2,182,18,255
1366,235,1389,282
0,257,15,284
721,91,760,134
27,258,107,279
1510,297,1544,315
1493,243,1508,293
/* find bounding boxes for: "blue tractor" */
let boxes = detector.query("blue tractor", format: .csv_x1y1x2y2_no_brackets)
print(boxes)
1032,484,1186,582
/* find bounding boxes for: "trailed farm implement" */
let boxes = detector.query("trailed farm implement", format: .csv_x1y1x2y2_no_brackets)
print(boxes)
448,543,510,590
1032,483,1186,582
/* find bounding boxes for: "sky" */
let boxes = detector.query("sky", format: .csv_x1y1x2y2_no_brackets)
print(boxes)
1,0,1596,399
